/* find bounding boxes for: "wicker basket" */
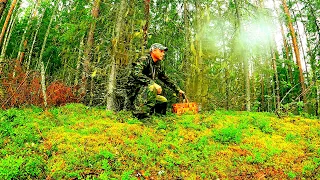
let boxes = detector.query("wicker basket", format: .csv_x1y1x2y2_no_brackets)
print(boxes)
172,95,198,115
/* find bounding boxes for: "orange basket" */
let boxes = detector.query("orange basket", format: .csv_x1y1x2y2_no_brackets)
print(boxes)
172,94,198,115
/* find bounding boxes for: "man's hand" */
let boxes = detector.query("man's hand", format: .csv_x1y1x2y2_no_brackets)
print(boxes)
179,90,185,95
154,83,162,94
179,90,186,101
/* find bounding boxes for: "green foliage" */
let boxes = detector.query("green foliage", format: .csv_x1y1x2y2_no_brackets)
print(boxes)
285,133,300,142
245,149,267,164
0,155,45,179
115,110,133,123
126,118,142,124
121,170,135,180
287,171,297,179
99,150,115,160
157,120,167,130
31,105,44,114
0,156,24,179
252,116,274,134
0,106,319,179
297,101,304,114
213,126,242,144
178,115,203,130
22,155,46,178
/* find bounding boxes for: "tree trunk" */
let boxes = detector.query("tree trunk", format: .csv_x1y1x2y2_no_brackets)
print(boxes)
81,0,101,97
273,0,293,84
282,0,306,104
17,1,37,63
292,9,309,82
224,39,230,110
74,35,85,87
268,77,272,112
128,0,136,65
40,61,47,108
0,5,17,73
27,10,44,71
261,76,265,111
271,48,280,111
317,80,320,116
183,0,192,98
280,23,293,83
234,0,250,111
39,4,57,108
106,0,126,110
0,4,15,57
0,0,8,18
244,61,251,111
0,0,17,48
225,68,230,110
142,0,150,53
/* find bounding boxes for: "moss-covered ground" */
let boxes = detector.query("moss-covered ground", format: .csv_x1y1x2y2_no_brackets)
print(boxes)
0,103,319,179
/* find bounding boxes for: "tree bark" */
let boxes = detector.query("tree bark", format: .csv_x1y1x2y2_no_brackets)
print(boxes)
223,40,230,110
271,48,280,111
81,0,101,97
74,35,85,87
317,80,320,116
0,0,17,49
234,0,250,111
106,0,126,110
0,5,17,74
27,11,44,71
142,0,150,53
40,61,47,108
183,0,192,98
0,0,8,18
0,5,15,57
273,0,293,84
39,5,57,108
17,1,37,63
291,9,309,82
261,76,265,111
280,23,293,83
282,0,307,104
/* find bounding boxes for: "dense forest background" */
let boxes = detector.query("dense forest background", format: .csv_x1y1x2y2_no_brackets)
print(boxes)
0,0,319,115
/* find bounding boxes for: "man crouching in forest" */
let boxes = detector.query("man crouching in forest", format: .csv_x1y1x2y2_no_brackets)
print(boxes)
127,43,185,119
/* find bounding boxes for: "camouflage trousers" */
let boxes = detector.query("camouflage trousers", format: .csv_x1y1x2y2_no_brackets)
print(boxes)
132,83,167,116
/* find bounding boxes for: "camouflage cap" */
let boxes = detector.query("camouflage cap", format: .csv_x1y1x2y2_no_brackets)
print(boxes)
149,43,168,52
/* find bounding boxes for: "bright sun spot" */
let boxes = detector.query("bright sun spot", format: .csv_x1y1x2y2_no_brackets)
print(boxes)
240,19,274,49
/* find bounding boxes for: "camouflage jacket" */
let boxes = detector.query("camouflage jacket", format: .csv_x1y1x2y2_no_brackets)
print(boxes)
130,54,181,94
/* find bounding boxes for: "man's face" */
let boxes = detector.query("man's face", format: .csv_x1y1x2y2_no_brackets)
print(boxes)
152,48,165,61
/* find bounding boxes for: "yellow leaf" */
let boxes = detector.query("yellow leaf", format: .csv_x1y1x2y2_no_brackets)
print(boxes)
92,70,97,77
134,31,142,38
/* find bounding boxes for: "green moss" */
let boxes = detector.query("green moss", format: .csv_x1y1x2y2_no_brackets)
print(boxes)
1,105,319,178
287,171,296,179
213,126,242,144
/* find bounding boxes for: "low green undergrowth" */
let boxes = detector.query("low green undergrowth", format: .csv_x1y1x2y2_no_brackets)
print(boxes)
0,103,319,179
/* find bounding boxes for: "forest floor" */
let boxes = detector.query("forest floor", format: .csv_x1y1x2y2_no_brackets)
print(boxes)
0,103,319,179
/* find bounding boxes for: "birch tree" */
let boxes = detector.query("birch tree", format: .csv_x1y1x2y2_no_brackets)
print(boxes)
38,3,58,108
106,0,126,110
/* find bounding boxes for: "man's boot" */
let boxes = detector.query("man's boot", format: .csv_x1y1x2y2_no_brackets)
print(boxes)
155,102,167,115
